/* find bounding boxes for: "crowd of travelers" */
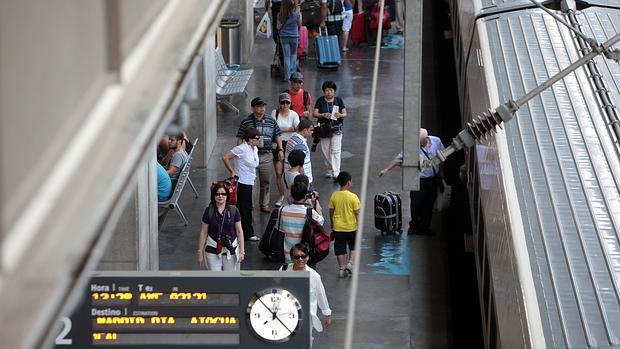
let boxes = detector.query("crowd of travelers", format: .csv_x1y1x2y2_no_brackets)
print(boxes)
155,1,422,345
203,73,356,344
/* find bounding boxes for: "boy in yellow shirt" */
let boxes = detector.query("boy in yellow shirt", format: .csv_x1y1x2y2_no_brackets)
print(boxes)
328,172,361,278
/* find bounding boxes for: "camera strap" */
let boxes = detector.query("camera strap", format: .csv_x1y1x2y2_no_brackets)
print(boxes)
215,206,228,255
420,147,437,177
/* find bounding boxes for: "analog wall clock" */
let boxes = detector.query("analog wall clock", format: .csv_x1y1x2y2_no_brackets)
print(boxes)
246,288,303,343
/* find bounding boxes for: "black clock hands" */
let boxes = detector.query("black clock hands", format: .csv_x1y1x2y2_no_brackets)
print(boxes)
273,314,294,334
257,297,275,316
255,295,293,335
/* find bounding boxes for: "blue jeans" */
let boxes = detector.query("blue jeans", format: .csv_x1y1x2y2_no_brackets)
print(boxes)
280,36,298,79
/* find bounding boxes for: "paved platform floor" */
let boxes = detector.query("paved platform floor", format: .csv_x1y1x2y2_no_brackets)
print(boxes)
159,33,455,348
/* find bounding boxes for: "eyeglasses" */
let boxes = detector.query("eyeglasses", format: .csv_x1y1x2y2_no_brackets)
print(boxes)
215,192,227,197
280,101,291,105
292,254,308,260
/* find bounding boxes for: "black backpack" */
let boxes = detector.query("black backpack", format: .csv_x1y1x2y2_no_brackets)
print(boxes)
283,89,310,112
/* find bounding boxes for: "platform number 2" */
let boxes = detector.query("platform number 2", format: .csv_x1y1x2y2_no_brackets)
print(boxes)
55,317,72,345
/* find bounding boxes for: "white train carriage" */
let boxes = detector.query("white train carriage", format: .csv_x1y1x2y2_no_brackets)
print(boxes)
450,0,620,347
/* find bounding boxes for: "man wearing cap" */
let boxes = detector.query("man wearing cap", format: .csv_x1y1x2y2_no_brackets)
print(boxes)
237,97,284,213
285,72,313,118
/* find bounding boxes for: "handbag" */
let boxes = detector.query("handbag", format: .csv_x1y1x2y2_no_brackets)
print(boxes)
259,208,285,262
303,208,330,265
212,177,238,205
433,179,451,212
315,119,336,138
256,11,272,39
420,146,451,212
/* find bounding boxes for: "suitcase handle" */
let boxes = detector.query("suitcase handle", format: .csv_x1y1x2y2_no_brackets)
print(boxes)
318,26,328,37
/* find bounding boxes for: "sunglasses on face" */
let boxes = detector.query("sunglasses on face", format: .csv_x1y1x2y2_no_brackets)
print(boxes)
292,254,308,260
280,101,291,105
215,192,227,197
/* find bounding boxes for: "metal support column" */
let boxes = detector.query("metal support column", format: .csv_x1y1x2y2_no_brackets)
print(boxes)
403,0,422,190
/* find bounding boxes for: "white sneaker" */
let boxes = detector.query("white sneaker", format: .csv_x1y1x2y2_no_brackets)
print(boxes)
324,171,333,178
338,268,347,278
345,262,353,274
274,196,284,207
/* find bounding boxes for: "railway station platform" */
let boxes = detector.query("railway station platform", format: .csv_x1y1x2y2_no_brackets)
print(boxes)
158,25,471,348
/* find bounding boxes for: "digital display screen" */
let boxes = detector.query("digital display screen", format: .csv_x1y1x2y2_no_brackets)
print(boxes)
52,271,310,349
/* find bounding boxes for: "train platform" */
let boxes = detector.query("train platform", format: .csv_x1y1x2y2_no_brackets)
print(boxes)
159,33,455,348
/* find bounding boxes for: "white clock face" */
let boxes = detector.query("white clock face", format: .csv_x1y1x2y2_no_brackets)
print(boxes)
247,288,302,343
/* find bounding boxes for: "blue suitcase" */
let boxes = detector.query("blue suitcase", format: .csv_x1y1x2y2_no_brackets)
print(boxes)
316,27,341,69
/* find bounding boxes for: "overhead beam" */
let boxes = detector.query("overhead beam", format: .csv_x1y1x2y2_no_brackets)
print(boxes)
0,1,228,347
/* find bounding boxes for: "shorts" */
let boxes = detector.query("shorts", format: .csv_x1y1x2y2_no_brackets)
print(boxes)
273,140,288,161
342,10,354,32
334,231,356,255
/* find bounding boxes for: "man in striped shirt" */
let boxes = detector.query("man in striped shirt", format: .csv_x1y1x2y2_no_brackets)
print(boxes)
281,181,324,264
320,0,345,44
237,97,284,212
284,118,315,185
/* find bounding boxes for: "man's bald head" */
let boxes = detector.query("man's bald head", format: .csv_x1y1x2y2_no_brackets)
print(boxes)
420,128,429,147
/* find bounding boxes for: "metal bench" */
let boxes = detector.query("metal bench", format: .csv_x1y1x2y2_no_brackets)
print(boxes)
215,48,253,114
158,138,199,226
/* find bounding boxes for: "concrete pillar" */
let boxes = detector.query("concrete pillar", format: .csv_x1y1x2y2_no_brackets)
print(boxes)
187,60,207,168
203,34,219,164
403,0,422,191
97,151,159,270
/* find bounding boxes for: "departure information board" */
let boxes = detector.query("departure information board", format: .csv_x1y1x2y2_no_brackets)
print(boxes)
51,271,310,349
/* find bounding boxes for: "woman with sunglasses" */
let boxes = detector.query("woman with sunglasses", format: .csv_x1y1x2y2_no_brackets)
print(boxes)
271,92,300,207
197,183,245,271
279,243,332,347
222,127,261,241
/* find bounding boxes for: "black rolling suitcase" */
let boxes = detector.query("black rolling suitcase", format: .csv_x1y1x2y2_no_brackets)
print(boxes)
374,191,402,234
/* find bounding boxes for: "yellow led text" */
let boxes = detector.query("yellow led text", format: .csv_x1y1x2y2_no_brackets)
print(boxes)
191,316,237,324
150,316,175,324
96,317,146,324
92,332,117,341
139,292,164,300
91,292,133,301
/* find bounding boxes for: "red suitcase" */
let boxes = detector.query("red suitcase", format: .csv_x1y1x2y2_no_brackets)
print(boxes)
350,12,366,45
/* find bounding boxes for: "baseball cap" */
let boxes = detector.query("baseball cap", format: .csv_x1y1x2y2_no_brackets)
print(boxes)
289,72,304,82
251,97,267,107
278,92,292,102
